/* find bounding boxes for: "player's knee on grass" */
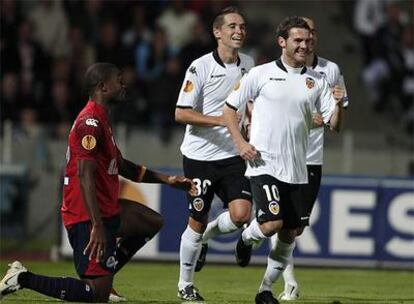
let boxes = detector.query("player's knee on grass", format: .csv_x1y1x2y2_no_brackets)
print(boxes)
86,276,113,302
259,220,283,237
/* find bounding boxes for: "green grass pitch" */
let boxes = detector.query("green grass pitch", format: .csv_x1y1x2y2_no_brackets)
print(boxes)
0,261,413,303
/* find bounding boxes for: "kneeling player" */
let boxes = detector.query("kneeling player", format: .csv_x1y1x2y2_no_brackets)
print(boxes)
0,63,196,302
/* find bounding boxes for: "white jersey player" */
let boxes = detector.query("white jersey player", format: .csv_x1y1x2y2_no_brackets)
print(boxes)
278,17,349,301
223,16,344,304
175,7,254,301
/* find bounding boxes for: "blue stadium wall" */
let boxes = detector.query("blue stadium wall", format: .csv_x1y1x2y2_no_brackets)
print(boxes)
60,173,414,269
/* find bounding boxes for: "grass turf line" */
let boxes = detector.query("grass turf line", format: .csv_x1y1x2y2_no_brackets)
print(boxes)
0,261,412,303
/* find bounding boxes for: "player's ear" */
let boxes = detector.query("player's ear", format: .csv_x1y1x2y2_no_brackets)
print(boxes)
277,36,286,48
98,81,107,92
213,26,221,40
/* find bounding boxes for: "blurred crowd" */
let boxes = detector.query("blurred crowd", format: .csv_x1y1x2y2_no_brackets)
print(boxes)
1,0,413,145
354,0,413,134
0,0,239,142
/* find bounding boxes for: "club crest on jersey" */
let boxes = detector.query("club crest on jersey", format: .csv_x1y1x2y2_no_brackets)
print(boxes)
81,135,97,150
188,66,197,75
268,201,280,215
233,81,240,91
306,77,315,89
193,198,204,212
85,118,98,127
183,80,193,92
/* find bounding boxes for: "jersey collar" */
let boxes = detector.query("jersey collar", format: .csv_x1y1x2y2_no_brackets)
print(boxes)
213,49,241,68
275,58,307,74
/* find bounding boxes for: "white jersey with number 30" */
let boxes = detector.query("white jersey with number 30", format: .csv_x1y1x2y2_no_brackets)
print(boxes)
177,50,254,161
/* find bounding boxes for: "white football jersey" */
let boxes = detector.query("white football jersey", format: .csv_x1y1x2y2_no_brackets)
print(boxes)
177,50,255,161
306,55,349,165
226,59,336,184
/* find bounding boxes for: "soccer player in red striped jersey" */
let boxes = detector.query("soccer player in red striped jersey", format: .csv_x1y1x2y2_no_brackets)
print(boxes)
0,63,197,302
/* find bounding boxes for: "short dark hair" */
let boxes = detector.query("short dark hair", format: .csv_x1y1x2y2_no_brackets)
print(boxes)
276,16,310,40
84,62,119,96
212,6,245,30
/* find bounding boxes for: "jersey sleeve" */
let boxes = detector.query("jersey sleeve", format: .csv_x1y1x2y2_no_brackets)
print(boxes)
73,116,104,160
176,59,206,109
317,78,337,124
226,68,259,111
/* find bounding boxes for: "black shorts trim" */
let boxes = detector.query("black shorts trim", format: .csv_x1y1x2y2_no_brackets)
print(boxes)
295,165,322,227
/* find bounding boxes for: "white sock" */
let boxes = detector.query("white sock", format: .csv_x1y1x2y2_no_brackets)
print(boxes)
242,218,266,246
259,238,295,292
178,226,203,290
202,211,238,243
283,252,297,287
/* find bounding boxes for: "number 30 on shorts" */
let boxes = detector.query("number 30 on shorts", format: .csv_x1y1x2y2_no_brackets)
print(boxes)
262,184,280,202
193,178,212,196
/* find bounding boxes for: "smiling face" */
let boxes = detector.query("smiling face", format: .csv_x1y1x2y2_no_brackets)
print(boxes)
278,27,310,67
213,12,246,50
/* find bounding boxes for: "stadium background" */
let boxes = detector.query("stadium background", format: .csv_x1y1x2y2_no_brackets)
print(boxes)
0,0,413,271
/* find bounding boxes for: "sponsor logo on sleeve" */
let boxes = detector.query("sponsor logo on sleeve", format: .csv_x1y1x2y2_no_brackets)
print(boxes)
81,135,97,150
86,118,99,127
306,77,315,89
183,80,194,92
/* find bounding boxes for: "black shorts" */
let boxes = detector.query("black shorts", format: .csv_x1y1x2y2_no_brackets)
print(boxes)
251,174,307,229
66,216,120,279
296,165,322,226
183,156,252,221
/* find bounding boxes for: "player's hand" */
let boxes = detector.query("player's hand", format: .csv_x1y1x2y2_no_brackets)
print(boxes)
332,85,344,106
238,140,257,161
312,113,324,128
84,223,106,262
168,175,198,196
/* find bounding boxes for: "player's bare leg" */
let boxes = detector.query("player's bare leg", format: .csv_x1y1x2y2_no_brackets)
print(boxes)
110,199,163,301
115,199,163,272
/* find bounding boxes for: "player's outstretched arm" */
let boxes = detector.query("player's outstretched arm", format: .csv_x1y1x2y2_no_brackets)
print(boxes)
175,107,225,127
118,157,197,196
77,159,106,262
